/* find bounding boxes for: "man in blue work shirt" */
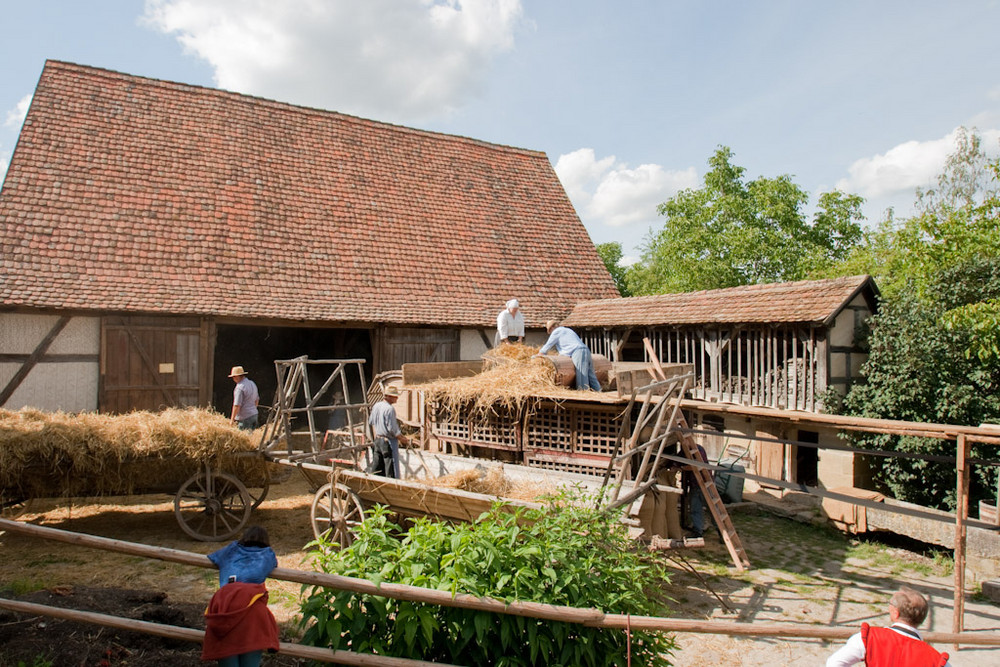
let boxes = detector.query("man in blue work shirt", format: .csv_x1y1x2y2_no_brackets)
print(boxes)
535,319,602,391
367,385,410,478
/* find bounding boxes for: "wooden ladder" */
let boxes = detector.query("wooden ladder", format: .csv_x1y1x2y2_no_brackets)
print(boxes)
600,367,750,571
674,410,750,571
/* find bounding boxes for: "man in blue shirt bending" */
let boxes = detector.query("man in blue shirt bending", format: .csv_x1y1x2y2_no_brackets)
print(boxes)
535,319,602,391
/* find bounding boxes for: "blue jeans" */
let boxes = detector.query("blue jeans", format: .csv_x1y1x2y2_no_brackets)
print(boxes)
689,487,705,536
570,347,601,391
237,414,258,431
218,650,262,667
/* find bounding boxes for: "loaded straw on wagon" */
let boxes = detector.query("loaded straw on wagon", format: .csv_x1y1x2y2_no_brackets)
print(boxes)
0,407,275,541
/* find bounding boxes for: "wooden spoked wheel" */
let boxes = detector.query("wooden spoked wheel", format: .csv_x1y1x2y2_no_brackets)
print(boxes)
246,480,270,510
310,483,365,547
174,470,252,542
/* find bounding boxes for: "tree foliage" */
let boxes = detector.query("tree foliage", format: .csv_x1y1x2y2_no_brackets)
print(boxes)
595,241,631,296
627,146,865,295
836,128,1000,509
299,492,676,666
842,258,1000,509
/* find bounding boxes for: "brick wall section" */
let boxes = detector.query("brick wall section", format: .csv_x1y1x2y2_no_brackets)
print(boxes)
0,61,618,326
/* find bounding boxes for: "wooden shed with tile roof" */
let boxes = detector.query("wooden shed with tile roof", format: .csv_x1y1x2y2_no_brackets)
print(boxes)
562,275,879,493
563,275,879,413
0,60,618,414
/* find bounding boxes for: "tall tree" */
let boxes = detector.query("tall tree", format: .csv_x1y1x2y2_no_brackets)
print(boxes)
836,129,1000,509
595,241,631,296
627,146,865,295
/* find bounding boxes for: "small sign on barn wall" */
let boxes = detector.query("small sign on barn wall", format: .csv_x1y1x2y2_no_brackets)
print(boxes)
158,363,175,374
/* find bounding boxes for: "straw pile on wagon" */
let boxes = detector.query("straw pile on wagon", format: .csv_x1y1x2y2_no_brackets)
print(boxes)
0,407,267,505
417,343,585,420
426,467,554,502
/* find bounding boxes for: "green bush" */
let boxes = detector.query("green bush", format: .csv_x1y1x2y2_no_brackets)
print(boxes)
299,491,676,666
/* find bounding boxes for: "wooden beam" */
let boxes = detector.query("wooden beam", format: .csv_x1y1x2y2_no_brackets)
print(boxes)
0,315,70,407
954,433,970,641
402,361,483,385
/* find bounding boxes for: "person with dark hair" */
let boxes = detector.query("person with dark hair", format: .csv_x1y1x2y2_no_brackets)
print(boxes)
202,525,280,666
826,586,950,666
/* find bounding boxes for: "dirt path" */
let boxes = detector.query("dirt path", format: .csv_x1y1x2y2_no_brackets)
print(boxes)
2,475,998,665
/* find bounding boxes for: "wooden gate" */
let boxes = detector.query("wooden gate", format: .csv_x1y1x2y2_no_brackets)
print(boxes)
100,316,212,413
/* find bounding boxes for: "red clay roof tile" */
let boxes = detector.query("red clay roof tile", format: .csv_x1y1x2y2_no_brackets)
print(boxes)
0,61,619,326
562,275,877,327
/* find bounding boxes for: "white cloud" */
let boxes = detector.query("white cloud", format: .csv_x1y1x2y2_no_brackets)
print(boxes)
4,94,32,129
837,126,1000,199
142,0,524,122
555,148,698,228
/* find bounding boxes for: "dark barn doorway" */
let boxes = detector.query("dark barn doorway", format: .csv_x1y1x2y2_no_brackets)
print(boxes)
212,324,372,418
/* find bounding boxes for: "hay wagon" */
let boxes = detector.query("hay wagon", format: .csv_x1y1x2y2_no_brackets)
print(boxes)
0,408,273,542
285,449,623,545
257,356,637,545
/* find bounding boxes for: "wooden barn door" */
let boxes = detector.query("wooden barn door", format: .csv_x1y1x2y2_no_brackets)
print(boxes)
100,316,213,413
377,327,459,374
755,423,786,489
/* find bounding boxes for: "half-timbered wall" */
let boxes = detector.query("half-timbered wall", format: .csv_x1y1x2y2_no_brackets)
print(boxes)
0,312,100,412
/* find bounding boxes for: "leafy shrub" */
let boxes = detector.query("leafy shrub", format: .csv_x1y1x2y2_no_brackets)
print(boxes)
299,491,675,666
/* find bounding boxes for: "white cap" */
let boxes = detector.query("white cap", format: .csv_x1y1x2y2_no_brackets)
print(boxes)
506,299,520,310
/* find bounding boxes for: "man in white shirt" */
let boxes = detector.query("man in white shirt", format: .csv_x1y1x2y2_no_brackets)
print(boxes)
826,586,950,667
495,298,524,346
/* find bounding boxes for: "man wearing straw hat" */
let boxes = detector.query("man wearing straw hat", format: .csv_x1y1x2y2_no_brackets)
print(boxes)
368,385,410,478
535,319,601,391
495,298,525,347
229,366,260,431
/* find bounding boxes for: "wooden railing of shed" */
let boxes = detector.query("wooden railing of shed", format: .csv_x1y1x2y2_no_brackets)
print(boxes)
583,326,826,412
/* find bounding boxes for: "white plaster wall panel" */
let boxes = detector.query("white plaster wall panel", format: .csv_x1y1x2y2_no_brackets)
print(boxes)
459,329,490,360
851,353,868,375
0,313,99,355
829,311,855,347
0,361,98,412
48,316,100,354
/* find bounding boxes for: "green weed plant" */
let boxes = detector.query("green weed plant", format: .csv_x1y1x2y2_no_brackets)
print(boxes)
299,489,676,666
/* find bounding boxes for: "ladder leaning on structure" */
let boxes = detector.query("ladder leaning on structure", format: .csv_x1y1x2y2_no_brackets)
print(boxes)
600,373,750,571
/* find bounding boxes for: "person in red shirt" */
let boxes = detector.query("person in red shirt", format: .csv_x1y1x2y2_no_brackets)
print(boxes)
826,586,950,666
202,525,280,666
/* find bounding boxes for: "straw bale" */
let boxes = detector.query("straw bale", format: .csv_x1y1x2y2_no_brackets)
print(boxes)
425,467,554,502
418,344,585,421
0,407,265,504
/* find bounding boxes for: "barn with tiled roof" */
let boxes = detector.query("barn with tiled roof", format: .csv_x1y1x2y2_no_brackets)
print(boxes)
0,61,617,413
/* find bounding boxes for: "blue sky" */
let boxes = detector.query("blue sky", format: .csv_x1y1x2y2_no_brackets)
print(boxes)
2,1,999,260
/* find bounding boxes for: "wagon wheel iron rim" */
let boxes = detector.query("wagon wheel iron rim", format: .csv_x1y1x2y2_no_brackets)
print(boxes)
310,482,365,547
174,470,252,542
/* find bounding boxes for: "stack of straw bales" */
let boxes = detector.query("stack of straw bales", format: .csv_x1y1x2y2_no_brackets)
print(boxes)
0,407,264,505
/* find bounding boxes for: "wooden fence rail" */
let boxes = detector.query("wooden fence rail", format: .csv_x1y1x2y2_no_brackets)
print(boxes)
2,518,1000,650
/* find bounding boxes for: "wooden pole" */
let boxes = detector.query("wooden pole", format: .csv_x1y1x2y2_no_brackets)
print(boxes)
954,433,970,640
2,519,999,647
0,597,453,666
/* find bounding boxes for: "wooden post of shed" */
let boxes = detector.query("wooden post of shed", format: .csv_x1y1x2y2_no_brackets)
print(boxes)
953,433,969,639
